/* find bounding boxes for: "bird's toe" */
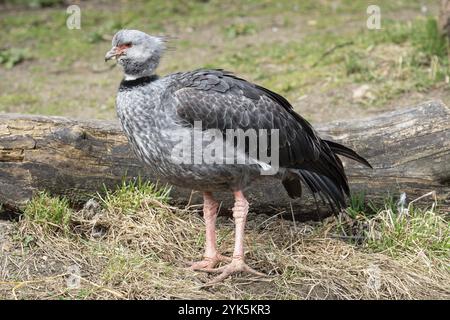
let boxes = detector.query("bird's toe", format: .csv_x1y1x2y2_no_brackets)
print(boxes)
186,253,231,272
188,260,215,271
203,258,266,285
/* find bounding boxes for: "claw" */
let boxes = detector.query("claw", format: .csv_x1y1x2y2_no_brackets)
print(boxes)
203,258,267,285
186,253,231,272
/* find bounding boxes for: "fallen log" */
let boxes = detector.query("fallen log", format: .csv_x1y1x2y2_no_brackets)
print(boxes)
0,100,449,220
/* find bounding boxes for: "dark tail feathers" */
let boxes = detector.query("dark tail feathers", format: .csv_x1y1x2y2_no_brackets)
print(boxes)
282,141,372,214
323,140,372,168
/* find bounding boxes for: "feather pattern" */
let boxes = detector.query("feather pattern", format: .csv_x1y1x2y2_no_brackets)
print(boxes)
115,68,372,214
170,69,371,212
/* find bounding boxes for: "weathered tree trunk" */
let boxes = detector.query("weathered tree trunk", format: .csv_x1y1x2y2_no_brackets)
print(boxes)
0,101,449,220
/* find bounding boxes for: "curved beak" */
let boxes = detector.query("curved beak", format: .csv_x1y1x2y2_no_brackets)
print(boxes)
105,47,118,62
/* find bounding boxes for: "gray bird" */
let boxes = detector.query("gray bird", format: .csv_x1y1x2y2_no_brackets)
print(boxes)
105,29,371,283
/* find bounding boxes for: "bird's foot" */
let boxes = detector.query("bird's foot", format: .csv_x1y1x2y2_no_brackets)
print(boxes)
187,253,231,271
203,257,266,285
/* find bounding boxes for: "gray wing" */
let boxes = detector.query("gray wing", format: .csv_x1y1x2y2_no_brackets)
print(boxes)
170,69,370,211
172,69,323,166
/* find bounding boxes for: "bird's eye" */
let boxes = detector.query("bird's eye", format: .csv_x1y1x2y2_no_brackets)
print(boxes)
118,42,132,50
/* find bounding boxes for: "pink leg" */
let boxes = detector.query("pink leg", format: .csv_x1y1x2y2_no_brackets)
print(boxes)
203,192,220,258
231,190,248,259
188,192,230,270
204,191,266,284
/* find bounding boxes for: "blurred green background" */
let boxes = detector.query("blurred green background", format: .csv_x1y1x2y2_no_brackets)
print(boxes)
0,0,448,122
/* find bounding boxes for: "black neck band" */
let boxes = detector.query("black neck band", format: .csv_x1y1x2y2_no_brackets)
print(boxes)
119,75,159,90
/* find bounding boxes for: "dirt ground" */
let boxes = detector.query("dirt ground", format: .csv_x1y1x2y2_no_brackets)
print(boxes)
0,196,448,300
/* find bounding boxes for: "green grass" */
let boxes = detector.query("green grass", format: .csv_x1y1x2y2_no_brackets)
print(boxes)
23,191,72,231
344,51,370,77
201,14,449,106
0,48,30,68
337,192,449,270
4,0,64,8
0,93,40,110
346,191,371,219
0,0,447,117
365,196,449,260
97,178,171,215
367,206,449,257
224,22,257,38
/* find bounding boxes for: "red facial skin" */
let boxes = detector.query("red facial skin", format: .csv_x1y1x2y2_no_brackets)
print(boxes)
115,43,132,57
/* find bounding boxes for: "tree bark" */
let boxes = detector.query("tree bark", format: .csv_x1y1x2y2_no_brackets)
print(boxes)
0,100,449,220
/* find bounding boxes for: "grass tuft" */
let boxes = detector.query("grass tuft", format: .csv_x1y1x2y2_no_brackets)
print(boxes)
0,48,30,69
224,23,256,38
339,192,449,271
97,178,171,215
412,17,448,61
22,191,71,232
345,52,369,76
366,203,449,264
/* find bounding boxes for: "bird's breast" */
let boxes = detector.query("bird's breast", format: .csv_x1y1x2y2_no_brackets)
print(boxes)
115,83,184,175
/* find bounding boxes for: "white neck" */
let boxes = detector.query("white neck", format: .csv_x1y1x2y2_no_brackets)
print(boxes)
124,74,145,81
124,74,140,81
124,69,154,81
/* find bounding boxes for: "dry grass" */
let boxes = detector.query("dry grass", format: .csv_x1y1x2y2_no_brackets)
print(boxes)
0,184,448,300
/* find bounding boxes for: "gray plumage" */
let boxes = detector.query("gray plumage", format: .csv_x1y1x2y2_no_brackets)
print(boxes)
108,30,371,213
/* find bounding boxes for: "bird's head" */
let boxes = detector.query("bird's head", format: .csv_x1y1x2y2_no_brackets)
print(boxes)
105,29,166,80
